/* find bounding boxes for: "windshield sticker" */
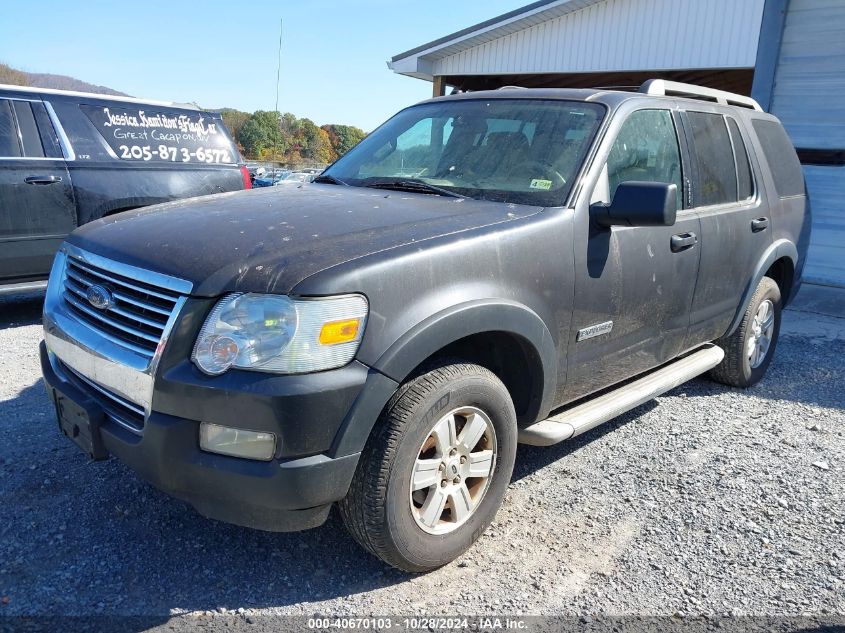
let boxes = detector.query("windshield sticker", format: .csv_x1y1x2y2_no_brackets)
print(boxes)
529,179,553,190
80,105,235,164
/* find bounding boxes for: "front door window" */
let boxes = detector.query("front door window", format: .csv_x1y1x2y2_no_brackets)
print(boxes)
595,109,683,210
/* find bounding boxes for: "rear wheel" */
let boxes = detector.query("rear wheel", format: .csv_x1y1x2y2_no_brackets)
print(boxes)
339,362,516,572
710,276,781,388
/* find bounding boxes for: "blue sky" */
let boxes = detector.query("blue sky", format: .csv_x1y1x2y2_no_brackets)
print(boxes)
0,0,527,131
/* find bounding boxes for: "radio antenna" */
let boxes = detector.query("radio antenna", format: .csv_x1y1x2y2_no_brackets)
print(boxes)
273,18,283,167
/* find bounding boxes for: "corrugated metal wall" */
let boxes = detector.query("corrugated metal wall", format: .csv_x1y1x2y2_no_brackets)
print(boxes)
431,0,765,76
803,167,845,287
769,0,845,287
770,0,845,148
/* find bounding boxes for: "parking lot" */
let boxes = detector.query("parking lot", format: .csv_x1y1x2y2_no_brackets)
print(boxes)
0,287,843,626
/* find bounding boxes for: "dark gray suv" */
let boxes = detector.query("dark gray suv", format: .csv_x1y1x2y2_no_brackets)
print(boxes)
40,80,810,571
0,83,249,294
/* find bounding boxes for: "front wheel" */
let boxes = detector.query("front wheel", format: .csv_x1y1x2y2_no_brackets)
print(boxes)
339,362,517,572
710,276,782,388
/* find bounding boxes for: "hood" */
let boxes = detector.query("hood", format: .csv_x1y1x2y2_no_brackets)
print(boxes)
68,183,540,296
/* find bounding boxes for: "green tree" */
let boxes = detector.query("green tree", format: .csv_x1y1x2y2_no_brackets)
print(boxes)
280,112,304,162
297,118,326,163
237,110,285,159
322,124,367,158
220,108,250,152
314,127,336,164
279,112,301,137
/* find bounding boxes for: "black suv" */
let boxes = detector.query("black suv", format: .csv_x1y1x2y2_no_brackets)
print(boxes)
0,84,249,294
41,80,810,572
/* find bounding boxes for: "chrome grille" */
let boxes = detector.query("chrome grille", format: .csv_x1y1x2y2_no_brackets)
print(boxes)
62,256,181,359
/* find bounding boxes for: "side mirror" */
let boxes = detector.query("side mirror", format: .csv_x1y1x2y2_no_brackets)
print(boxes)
591,181,677,228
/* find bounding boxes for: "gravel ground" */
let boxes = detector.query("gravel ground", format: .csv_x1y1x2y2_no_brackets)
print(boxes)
0,289,842,630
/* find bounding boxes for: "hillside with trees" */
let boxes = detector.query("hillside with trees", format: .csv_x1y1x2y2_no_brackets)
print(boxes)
1,62,127,96
0,63,27,86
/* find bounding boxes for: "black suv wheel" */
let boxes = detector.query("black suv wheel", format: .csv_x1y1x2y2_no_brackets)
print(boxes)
711,276,782,388
339,362,517,572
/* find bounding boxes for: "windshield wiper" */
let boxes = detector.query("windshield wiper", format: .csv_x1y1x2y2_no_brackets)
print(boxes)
363,179,463,198
312,174,348,185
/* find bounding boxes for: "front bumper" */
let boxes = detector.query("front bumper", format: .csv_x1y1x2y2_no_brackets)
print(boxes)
40,244,400,532
42,340,366,532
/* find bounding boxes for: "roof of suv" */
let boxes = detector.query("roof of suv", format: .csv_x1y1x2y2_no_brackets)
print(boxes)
0,82,200,110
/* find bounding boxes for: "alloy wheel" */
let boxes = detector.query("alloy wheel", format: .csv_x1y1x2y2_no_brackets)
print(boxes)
409,406,497,535
748,299,775,369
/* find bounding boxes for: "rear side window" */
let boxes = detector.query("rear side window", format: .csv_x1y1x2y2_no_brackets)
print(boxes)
687,112,737,207
0,99,50,158
0,100,22,157
727,118,753,200
80,104,237,164
752,119,804,197
12,101,45,158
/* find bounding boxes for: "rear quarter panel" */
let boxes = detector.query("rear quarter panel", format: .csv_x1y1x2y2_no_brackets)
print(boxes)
66,162,244,224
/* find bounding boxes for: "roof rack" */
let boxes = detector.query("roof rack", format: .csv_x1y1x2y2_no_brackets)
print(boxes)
593,85,640,92
639,79,762,111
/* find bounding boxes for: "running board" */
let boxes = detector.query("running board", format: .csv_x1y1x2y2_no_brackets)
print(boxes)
518,345,725,446
0,280,48,297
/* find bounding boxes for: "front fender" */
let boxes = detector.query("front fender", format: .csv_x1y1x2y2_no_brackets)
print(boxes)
372,299,558,421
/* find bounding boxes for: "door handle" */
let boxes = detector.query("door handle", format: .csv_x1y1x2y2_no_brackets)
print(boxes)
751,217,769,232
24,175,62,185
670,232,698,252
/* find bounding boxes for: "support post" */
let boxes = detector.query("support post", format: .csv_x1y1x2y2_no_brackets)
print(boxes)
432,76,446,98
751,0,790,111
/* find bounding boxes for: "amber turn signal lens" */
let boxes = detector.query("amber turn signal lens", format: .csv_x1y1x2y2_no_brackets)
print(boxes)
319,319,361,345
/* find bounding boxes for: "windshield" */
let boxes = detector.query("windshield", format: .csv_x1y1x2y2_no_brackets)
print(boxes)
323,98,605,206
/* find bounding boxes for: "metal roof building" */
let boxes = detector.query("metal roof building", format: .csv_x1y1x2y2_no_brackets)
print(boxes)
390,0,845,288
389,0,766,96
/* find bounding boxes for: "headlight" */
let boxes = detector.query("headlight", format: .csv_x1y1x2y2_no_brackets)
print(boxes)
192,293,368,376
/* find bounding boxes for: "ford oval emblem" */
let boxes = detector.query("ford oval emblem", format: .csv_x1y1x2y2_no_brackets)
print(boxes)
86,284,113,310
